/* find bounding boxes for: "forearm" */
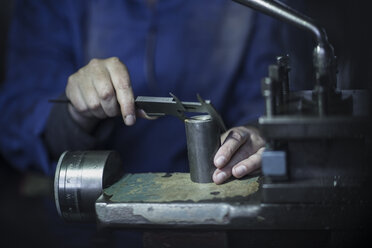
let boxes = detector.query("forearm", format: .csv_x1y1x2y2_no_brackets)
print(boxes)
43,101,115,160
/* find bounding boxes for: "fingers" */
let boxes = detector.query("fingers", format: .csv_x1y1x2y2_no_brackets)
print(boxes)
212,126,266,185
213,168,232,185
213,147,264,184
91,63,120,118
214,127,249,169
232,147,265,178
66,76,89,115
66,57,135,127
77,73,108,119
105,57,135,125
212,143,247,184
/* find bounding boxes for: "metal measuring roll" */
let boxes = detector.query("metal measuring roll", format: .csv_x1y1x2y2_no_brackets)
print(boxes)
54,150,123,222
185,115,221,183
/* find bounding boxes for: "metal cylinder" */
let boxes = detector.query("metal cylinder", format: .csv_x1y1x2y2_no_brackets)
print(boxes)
54,151,123,222
185,115,221,183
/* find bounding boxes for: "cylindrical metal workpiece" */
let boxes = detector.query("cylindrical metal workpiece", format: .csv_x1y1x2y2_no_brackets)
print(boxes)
185,115,221,183
54,151,123,222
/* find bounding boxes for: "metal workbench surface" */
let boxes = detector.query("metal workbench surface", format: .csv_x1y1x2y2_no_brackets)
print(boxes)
95,173,370,230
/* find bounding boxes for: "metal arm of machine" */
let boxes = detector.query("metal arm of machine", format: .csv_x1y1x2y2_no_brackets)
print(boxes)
233,0,328,45
232,0,337,115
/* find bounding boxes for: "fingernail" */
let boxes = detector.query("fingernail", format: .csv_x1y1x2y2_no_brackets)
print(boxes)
215,156,226,168
234,166,247,178
216,172,227,184
124,114,136,126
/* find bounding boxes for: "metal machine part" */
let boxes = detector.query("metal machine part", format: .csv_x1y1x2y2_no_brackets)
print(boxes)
54,151,123,222
185,115,221,183
233,0,330,46
98,173,261,228
236,0,372,206
233,0,337,116
53,164,371,230
135,93,226,132
258,55,371,204
96,173,369,231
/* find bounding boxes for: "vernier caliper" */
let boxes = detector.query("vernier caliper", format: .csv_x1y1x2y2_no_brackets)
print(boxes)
135,93,226,132
50,93,226,132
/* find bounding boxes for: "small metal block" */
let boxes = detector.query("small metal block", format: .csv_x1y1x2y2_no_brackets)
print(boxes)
262,150,287,176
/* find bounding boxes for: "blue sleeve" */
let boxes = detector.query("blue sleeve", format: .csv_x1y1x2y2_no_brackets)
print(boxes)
0,0,84,175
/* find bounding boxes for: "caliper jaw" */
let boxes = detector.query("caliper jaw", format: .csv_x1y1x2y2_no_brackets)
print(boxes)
135,93,226,132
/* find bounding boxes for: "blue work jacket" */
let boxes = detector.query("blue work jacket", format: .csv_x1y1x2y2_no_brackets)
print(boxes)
0,0,286,176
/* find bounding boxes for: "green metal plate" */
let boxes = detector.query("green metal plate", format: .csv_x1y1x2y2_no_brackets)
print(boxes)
103,173,259,203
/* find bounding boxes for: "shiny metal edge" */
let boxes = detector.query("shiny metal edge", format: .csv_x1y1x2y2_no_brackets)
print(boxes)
54,150,68,218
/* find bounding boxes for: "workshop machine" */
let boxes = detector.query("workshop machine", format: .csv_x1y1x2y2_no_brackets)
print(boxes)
54,0,371,247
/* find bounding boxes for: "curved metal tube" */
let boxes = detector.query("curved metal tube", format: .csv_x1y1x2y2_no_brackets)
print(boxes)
233,0,329,46
233,0,338,115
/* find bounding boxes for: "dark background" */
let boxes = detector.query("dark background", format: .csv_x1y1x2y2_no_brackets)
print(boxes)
0,0,371,247
0,0,13,83
0,0,60,243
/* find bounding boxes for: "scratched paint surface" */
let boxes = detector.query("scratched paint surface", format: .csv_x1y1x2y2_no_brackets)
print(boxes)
104,173,259,203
